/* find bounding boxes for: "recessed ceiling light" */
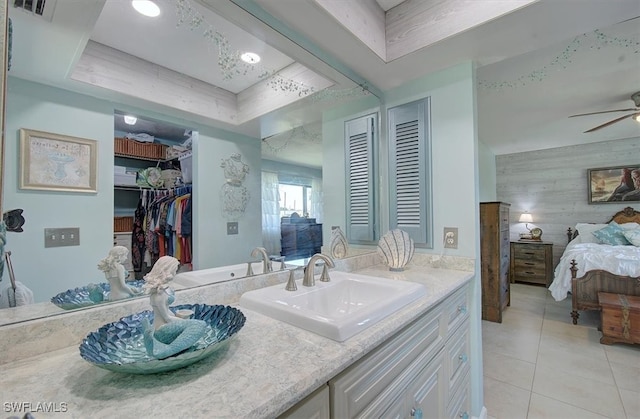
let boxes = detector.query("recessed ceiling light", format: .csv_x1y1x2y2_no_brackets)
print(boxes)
132,1,160,18
240,52,261,64
123,115,137,125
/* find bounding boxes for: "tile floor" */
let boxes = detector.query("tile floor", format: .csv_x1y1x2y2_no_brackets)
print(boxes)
482,283,640,419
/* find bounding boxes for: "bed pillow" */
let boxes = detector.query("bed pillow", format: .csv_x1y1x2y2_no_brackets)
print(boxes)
574,223,608,243
623,229,640,246
592,221,631,245
619,222,640,231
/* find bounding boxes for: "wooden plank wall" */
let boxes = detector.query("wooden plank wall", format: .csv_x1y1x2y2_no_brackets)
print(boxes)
496,136,640,268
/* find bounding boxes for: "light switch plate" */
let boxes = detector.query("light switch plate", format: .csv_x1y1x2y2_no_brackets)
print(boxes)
45,228,80,248
227,222,238,235
444,227,458,249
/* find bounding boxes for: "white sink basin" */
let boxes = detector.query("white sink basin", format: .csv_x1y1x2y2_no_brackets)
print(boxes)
173,262,265,287
239,271,427,341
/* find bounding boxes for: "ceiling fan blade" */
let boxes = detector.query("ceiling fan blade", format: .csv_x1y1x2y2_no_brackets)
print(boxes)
569,108,639,118
584,113,637,133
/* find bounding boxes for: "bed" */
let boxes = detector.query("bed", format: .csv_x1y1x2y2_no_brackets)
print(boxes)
548,206,640,324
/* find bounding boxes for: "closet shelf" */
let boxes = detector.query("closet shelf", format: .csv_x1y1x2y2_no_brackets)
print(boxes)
114,153,177,163
115,185,162,191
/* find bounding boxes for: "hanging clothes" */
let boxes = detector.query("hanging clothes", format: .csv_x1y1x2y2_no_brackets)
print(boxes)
131,195,146,273
135,186,192,268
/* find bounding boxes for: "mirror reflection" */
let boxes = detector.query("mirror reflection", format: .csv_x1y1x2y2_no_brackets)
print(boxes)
0,0,379,324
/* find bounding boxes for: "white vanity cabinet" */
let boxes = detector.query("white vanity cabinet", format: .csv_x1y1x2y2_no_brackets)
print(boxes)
329,284,471,419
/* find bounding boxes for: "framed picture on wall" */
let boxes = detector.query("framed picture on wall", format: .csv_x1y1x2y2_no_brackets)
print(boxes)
19,128,98,193
588,165,640,203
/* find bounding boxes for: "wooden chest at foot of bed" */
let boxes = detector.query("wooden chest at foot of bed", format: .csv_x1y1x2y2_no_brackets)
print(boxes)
598,292,640,345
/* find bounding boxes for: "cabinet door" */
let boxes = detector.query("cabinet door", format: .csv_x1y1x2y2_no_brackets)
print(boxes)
362,352,446,419
278,385,330,419
446,371,471,419
405,352,447,419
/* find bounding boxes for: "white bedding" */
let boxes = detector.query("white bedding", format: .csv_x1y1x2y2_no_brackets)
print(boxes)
549,241,640,301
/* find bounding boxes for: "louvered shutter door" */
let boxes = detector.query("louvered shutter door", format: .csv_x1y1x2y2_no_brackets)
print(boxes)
388,99,431,246
345,115,376,242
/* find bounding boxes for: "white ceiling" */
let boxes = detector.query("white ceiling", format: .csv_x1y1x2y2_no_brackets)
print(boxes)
6,0,640,168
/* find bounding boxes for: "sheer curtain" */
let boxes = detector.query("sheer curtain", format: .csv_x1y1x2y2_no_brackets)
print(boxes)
261,171,281,255
311,177,323,223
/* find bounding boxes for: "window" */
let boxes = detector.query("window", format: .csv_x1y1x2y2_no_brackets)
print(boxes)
279,183,313,218
345,113,377,243
388,98,432,247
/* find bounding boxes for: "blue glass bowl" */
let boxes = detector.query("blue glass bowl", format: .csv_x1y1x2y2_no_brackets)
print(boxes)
51,280,146,310
79,304,246,374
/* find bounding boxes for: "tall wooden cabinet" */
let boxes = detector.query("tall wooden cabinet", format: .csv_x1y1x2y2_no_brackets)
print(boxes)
480,202,511,323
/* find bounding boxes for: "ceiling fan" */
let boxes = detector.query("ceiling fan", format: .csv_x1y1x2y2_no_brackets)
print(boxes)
569,91,640,133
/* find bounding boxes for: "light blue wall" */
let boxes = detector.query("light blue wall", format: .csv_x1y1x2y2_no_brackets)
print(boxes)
3,77,262,303
323,62,484,416
478,140,497,202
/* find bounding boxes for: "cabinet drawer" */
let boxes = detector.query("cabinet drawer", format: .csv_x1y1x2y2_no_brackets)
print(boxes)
330,305,445,418
499,206,509,229
513,244,545,260
513,259,544,273
445,319,470,398
443,286,470,335
446,370,471,419
513,258,546,281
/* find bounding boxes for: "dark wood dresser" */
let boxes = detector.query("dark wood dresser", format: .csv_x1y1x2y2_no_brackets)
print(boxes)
280,216,322,259
510,241,553,286
480,201,511,323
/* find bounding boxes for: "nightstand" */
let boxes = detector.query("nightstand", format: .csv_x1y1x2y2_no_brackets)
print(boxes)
510,241,553,286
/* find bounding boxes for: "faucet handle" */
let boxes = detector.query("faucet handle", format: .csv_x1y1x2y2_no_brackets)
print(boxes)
269,255,287,271
285,267,302,291
245,261,257,277
319,264,331,282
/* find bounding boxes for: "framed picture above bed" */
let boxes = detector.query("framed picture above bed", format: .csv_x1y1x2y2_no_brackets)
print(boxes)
587,165,640,203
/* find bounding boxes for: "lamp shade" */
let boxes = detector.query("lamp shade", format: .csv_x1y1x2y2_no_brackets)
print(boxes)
519,213,533,223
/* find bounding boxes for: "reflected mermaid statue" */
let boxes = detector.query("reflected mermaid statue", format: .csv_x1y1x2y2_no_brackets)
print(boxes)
142,256,207,359
97,246,141,301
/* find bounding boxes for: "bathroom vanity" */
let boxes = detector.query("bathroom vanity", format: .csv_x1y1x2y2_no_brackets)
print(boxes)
0,259,473,418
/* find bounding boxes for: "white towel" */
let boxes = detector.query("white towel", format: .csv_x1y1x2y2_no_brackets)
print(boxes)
0,280,35,308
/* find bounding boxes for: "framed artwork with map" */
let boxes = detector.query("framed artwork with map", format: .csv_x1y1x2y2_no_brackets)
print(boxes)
19,128,98,193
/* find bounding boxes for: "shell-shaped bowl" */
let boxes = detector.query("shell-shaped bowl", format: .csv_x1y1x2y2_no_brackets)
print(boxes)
79,304,246,374
377,229,415,271
51,279,146,310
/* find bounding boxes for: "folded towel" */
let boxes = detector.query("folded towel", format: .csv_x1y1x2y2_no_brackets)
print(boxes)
0,280,35,308
125,133,154,143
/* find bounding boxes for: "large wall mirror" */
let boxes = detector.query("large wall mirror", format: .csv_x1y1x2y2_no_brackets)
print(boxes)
0,0,380,325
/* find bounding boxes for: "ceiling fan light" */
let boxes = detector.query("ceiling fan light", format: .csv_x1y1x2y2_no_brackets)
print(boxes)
132,1,160,18
123,115,137,125
634,114,640,123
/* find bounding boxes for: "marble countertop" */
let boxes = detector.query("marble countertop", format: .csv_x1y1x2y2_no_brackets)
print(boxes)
1,265,472,419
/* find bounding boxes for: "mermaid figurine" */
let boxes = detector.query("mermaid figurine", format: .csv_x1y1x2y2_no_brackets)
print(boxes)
142,256,206,359
97,246,141,301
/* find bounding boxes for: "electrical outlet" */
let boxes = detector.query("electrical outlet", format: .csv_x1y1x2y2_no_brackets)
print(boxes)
443,227,458,249
44,227,80,248
227,222,239,235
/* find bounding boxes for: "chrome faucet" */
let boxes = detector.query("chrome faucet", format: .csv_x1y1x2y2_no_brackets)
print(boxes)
303,253,335,287
251,247,272,274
